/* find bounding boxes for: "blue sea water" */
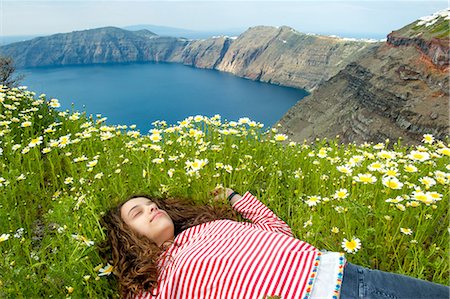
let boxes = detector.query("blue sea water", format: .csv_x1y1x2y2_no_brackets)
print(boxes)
21,62,308,133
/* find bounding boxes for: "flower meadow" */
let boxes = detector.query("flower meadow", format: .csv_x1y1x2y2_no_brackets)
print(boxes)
0,85,449,298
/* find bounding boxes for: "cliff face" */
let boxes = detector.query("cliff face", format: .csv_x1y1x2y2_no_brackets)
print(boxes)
387,35,449,69
0,26,376,91
277,9,449,145
169,37,233,69
214,26,377,90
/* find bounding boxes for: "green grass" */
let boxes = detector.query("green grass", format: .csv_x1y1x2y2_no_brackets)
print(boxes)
407,15,449,40
0,86,449,298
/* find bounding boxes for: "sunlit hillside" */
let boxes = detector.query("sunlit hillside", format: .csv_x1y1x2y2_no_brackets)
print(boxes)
0,86,448,298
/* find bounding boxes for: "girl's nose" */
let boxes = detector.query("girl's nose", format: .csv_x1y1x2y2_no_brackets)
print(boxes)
148,204,157,213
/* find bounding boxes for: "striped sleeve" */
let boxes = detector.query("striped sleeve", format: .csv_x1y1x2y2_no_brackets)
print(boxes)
232,191,294,237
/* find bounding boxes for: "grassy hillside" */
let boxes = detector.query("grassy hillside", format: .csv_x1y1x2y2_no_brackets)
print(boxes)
395,9,449,40
0,86,448,298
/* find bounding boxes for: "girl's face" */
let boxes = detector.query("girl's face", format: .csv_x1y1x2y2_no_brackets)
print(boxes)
120,197,174,247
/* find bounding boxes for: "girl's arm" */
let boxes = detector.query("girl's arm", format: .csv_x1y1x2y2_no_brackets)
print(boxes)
230,191,294,237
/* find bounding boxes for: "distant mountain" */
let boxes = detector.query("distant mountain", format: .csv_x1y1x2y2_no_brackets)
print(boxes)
0,27,189,67
122,24,244,39
277,9,449,145
0,25,375,91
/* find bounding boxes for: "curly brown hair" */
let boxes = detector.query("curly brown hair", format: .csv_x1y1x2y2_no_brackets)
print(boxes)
100,194,240,298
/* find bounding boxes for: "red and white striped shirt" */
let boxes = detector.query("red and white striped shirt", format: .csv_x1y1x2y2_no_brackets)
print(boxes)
136,191,323,299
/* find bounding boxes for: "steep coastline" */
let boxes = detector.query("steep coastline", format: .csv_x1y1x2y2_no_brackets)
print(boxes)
0,26,377,92
277,9,449,145
2,11,448,146
212,26,376,91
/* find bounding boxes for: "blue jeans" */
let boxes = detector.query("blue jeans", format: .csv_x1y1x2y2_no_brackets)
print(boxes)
340,262,449,299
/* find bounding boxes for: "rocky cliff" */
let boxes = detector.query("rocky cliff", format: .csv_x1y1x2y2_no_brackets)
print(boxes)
171,36,233,69
0,26,377,91
213,26,377,90
277,9,449,145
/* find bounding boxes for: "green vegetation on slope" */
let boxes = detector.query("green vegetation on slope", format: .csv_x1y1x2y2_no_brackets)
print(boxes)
0,86,448,298
397,10,449,40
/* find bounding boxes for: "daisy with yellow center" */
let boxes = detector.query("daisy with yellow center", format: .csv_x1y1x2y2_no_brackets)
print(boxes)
274,134,288,141
98,263,114,276
73,155,88,163
400,228,413,235
152,158,164,164
341,237,361,254
377,150,396,160
224,165,233,173
385,196,404,203
317,148,328,158
64,177,74,185
396,203,406,211
165,127,176,133
238,117,250,125
21,121,32,127
87,160,98,168
149,133,162,142
411,191,433,205
333,188,349,200
383,168,399,177
58,134,71,148
194,115,204,122
179,120,190,127
419,176,436,188
368,161,384,172
42,148,51,154
348,155,364,166
409,201,420,208
49,139,59,147
28,136,43,148
428,191,442,201
0,233,10,243
100,131,115,141
49,98,60,108
422,134,434,144
353,173,377,184
407,150,430,162
16,174,26,181
69,112,80,121
305,195,321,207
185,158,208,171
382,176,403,190
44,128,55,133
437,147,450,157
337,165,352,175
127,130,140,138
404,164,418,173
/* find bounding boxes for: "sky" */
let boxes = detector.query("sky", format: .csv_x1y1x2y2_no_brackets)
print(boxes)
1,1,447,39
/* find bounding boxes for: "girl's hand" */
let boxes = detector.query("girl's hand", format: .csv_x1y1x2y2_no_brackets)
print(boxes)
211,187,234,202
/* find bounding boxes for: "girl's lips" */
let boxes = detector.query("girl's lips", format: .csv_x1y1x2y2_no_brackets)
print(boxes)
152,212,163,222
